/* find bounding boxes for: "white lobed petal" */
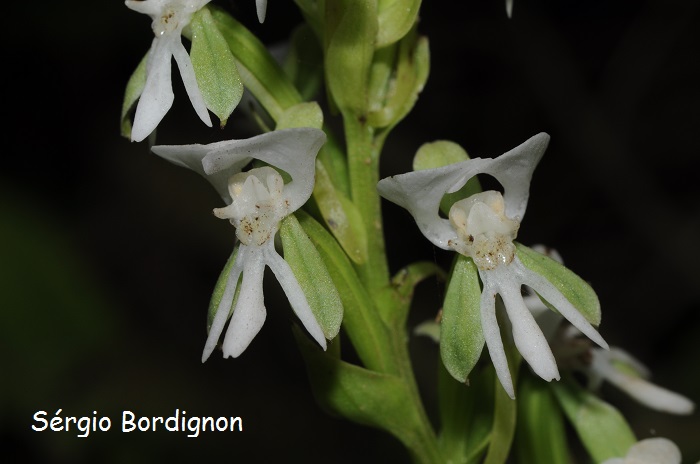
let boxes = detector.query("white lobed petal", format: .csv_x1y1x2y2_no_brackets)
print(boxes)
221,246,267,358
377,159,490,249
171,38,212,127
479,274,515,399
151,141,251,203
481,133,549,221
131,37,175,142
263,242,327,350
201,245,246,362
514,257,609,350
591,348,695,415
491,266,560,383
505,0,513,18
256,0,268,23
377,133,549,249
601,437,682,464
202,128,326,211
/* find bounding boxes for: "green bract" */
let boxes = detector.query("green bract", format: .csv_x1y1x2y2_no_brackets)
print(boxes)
324,0,377,116
190,7,243,127
376,0,422,48
515,242,602,326
440,255,484,383
280,215,343,340
552,376,637,463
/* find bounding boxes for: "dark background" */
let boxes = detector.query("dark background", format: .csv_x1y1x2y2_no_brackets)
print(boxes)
2,0,698,462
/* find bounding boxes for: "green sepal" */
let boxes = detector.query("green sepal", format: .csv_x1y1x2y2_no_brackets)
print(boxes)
207,244,241,332
284,24,324,101
324,0,377,116
440,255,485,383
376,261,445,328
210,6,302,121
515,242,602,326
294,327,435,453
552,375,636,463
413,140,482,214
514,373,570,464
312,160,368,264
190,7,243,128
367,26,429,129
275,102,324,130
120,53,147,139
280,214,343,340
295,210,396,374
438,363,495,464
376,0,422,48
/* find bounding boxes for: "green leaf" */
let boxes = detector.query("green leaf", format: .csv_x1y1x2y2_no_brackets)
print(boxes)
190,7,243,127
440,255,485,383
376,0,422,48
294,327,435,455
367,26,429,129
413,140,482,214
210,6,302,121
552,375,636,463
312,160,368,264
515,242,602,326
207,244,241,331
295,210,397,374
280,214,344,340
275,102,324,131
120,53,147,139
324,0,377,116
515,373,570,464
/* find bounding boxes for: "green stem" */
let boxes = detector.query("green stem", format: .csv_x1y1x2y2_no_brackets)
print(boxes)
393,330,444,464
344,114,390,294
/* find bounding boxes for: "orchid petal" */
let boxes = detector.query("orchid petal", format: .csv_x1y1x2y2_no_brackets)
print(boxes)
201,244,246,362
221,246,267,357
601,437,682,464
131,37,175,142
591,349,695,415
171,39,212,127
151,141,251,203
377,159,490,249
256,0,268,23
492,266,560,382
482,133,549,221
480,275,515,398
514,257,608,350
263,242,327,350
202,128,326,211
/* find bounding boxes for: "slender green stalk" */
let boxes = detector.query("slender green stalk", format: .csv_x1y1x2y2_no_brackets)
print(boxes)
344,114,390,294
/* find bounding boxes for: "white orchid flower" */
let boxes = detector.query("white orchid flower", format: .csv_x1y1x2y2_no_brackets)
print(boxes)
521,247,695,415
601,437,682,464
126,0,213,142
586,347,695,415
377,133,608,398
151,128,328,361
256,0,268,23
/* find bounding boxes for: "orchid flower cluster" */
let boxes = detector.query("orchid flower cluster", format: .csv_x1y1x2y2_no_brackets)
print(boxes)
122,1,695,463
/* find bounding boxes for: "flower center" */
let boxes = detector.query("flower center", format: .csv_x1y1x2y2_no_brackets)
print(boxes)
214,167,287,247
152,1,201,36
448,191,519,270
